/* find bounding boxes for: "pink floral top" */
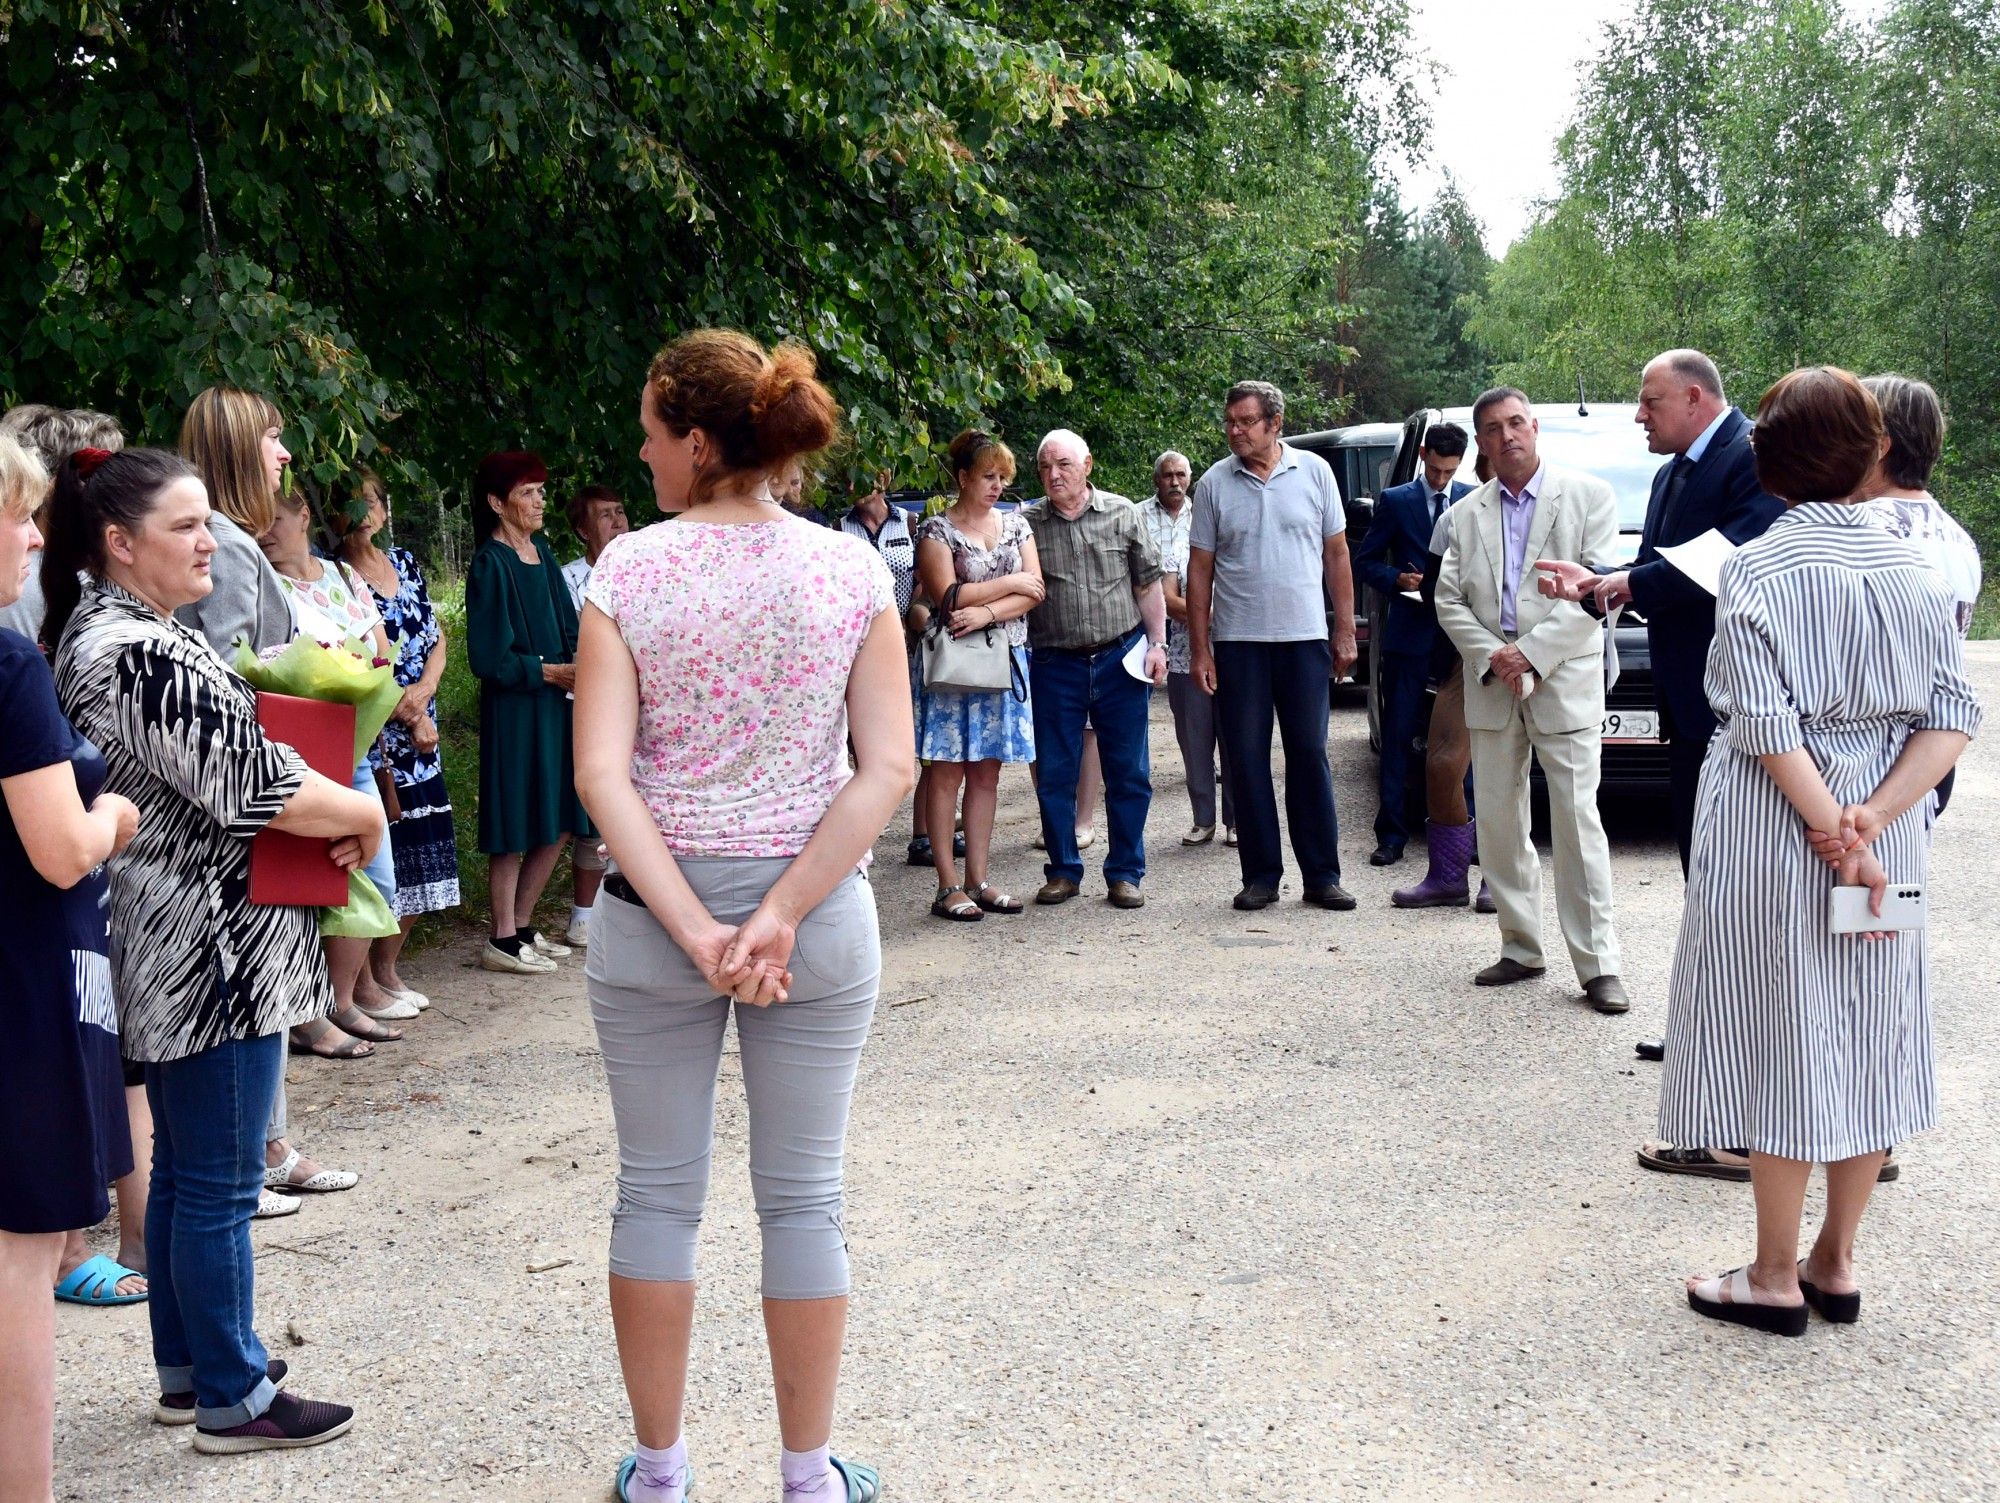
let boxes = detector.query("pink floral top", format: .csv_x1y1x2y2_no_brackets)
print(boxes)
585,518,896,858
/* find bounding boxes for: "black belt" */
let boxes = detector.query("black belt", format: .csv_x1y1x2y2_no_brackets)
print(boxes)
1039,630,1137,659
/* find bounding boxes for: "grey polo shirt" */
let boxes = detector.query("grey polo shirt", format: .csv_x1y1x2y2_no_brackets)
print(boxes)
1188,443,1345,642
1021,487,1163,651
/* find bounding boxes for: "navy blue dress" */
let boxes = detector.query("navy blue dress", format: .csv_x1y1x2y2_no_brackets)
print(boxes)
0,628,131,1233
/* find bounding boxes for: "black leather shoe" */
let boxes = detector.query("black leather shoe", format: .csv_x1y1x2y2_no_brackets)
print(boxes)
1369,842,1405,866
1232,884,1278,911
1635,1039,1665,1062
1302,884,1357,910
1585,975,1631,1014
1475,957,1546,986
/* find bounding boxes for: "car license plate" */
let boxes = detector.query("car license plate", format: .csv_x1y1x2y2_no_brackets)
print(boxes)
1602,709,1659,743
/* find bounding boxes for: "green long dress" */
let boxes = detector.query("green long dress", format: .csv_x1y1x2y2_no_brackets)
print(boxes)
465,535,594,854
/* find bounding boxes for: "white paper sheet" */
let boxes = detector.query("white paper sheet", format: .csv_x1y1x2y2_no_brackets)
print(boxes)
1603,603,1623,692
1657,529,1738,597
1122,633,1155,683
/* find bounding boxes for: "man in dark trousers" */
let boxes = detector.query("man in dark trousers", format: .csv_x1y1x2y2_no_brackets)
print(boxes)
1354,421,1472,865
1539,348,1782,870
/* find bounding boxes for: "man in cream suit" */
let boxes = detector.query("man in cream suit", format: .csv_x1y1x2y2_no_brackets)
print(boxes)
1435,388,1630,1014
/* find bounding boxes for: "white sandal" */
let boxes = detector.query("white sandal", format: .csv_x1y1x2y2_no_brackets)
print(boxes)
264,1148,360,1195
377,985,430,1012
255,1188,301,1219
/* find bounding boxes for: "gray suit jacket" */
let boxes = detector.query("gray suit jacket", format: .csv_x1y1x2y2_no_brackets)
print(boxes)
174,513,296,660
1435,464,1619,736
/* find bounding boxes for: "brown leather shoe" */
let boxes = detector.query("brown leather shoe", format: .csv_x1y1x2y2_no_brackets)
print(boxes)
1106,880,1144,909
1034,878,1079,905
1474,957,1546,986
1584,974,1631,1013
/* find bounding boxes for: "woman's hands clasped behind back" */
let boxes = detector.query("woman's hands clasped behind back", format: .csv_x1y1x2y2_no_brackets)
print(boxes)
1804,801,1893,939
683,907,796,1007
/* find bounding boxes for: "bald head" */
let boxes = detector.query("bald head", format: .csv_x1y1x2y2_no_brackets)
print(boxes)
1637,349,1729,457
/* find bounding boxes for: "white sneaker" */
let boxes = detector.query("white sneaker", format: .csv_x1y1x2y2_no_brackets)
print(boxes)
525,927,571,959
481,940,556,974
255,1188,301,1219
565,915,590,948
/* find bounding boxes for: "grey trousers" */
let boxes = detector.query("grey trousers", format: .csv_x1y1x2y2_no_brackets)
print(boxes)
586,857,879,1298
1166,671,1233,829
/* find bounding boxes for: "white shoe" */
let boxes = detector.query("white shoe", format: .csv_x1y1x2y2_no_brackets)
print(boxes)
264,1148,360,1194
356,994,420,1021
565,916,590,947
1076,826,1096,850
1223,827,1238,847
525,927,571,959
1183,825,1215,845
481,940,556,974
377,985,429,1011
255,1188,301,1219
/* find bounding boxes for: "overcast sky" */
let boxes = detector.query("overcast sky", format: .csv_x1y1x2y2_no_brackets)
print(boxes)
1392,0,1890,255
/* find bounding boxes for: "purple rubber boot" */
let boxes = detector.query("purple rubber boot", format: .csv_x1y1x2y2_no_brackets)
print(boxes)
1392,819,1475,907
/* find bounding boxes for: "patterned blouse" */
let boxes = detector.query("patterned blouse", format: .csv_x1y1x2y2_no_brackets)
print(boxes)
359,547,445,786
54,583,333,1063
585,520,894,859
915,511,1034,647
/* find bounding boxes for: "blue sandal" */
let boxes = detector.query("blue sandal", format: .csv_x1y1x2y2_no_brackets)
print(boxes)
54,1254,148,1306
830,1456,880,1502
614,1453,694,1501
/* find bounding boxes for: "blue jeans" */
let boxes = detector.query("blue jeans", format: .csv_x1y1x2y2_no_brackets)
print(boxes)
146,1031,281,1428
1374,650,1431,845
1214,638,1341,890
1029,630,1153,886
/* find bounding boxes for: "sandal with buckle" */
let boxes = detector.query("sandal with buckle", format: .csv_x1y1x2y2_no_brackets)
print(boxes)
930,886,983,922
265,1147,360,1195
1686,1267,1808,1336
970,881,1023,914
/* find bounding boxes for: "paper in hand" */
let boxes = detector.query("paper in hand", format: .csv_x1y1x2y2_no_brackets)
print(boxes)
1121,633,1155,683
1657,529,1737,596
1516,670,1536,699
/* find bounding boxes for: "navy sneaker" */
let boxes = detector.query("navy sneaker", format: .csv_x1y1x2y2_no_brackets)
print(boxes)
192,1389,354,1453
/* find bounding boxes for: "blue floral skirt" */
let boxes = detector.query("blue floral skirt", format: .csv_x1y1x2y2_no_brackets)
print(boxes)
916,644,1035,764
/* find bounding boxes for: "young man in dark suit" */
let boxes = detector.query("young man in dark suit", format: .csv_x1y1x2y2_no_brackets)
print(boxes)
1354,422,1472,865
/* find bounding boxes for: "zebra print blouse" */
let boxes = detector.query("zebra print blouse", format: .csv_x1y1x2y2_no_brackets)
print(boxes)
54,583,334,1063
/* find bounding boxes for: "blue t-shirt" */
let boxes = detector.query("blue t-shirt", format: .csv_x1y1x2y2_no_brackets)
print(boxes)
0,628,130,1233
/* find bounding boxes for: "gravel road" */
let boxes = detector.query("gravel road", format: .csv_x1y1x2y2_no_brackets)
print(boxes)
52,647,2000,1501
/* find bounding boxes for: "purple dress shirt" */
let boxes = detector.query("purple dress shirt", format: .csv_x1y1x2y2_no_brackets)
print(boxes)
1497,464,1544,633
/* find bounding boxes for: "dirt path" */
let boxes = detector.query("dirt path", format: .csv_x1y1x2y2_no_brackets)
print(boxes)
52,651,2000,1500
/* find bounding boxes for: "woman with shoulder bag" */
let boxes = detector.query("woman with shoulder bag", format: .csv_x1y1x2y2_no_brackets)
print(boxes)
912,430,1042,920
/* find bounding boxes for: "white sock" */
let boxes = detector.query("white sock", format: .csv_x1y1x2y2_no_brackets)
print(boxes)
781,1443,837,1500
571,904,592,927
627,1438,688,1502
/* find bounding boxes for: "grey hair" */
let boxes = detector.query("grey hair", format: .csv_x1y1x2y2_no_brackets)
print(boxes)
1648,348,1725,402
0,404,125,473
1154,450,1191,475
1036,427,1091,463
1862,374,1945,490
1224,381,1285,422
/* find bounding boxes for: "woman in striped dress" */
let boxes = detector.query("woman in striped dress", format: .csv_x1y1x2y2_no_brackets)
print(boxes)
1657,367,1980,1336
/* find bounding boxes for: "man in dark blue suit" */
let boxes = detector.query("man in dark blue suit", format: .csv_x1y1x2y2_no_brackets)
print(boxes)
1354,421,1472,864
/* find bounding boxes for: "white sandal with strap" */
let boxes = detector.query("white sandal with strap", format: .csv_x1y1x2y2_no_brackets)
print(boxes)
264,1147,361,1195
1685,1266,1808,1336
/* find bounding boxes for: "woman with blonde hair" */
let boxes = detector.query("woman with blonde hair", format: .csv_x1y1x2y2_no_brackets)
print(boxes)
575,329,908,1503
913,429,1040,918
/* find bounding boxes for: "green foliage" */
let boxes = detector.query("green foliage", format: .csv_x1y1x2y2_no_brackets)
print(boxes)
1468,0,2000,553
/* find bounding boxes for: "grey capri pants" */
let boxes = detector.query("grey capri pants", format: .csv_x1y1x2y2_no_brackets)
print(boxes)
586,855,879,1298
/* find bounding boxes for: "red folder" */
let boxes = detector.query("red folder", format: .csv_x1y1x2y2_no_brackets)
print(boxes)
250,692,356,906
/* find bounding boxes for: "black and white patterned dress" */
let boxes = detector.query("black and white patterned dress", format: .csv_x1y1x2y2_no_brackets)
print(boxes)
1657,504,1982,1160
54,583,335,1063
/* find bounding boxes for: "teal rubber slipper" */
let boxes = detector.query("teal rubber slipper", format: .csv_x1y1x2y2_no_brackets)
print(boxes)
54,1254,148,1306
830,1456,880,1502
613,1453,694,1501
